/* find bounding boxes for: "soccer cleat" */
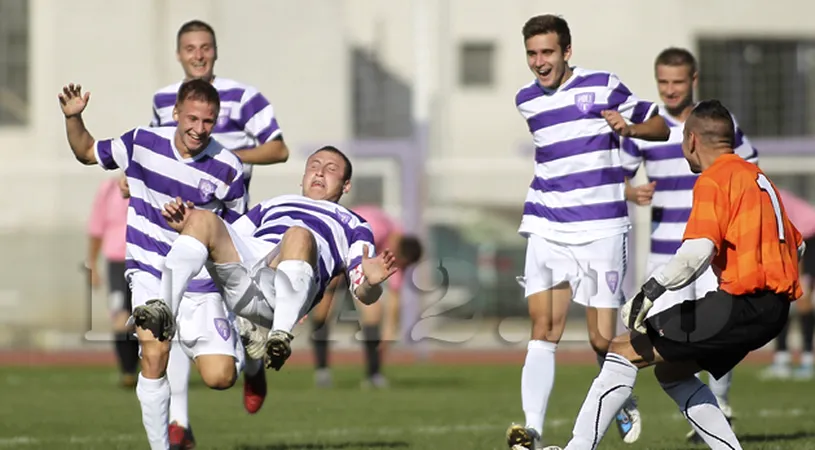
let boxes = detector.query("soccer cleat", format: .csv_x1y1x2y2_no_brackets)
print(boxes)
686,400,734,443
615,395,642,444
506,423,541,450
236,316,269,360
243,365,267,414
264,330,294,371
169,422,196,450
360,373,390,390
314,368,332,388
131,299,176,341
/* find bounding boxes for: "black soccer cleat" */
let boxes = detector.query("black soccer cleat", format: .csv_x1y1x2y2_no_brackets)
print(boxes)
132,299,176,341
264,330,294,371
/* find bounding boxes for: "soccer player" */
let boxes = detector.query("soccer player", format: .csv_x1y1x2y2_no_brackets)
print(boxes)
620,47,759,442
543,100,804,450
150,20,289,442
761,188,815,380
59,79,248,450
507,15,670,449
309,204,424,389
86,174,139,388
156,146,398,372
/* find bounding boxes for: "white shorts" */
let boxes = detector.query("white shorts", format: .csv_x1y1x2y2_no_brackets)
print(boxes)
207,222,321,325
520,233,627,309
129,271,239,360
645,254,718,317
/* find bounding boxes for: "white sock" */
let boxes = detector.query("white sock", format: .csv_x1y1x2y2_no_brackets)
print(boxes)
521,340,556,436
709,370,733,405
565,353,638,450
774,351,791,366
162,235,208,315
661,377,742,449
167,343,191,429
136,373,171,450
271,260,315,333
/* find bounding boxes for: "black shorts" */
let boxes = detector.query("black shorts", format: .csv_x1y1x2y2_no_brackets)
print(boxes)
107,261,133,313
803,237,815,278
646,289,790,379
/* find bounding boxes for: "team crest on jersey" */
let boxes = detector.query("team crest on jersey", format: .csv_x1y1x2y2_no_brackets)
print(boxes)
217,107,231,127
198,179,217,201
574,92,596,114
605,270,619,293
213,318,231,341
336,208,352,225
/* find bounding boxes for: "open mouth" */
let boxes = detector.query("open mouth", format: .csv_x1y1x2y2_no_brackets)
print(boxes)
537,67,552,78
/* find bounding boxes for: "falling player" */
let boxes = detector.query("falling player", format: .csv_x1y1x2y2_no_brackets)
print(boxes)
544,100,804,450
153,146,398,373
150,20,290,446
60,79,248,450
507,14,670,450
620,47,759,442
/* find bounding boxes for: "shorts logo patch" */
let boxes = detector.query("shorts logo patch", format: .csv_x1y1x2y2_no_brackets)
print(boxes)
605,270,619,293
198,179,217,202
213,318,231,341
574,92,595,114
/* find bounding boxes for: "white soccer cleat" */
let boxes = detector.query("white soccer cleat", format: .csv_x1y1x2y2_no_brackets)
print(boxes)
236,316,269,360
615,395,642,444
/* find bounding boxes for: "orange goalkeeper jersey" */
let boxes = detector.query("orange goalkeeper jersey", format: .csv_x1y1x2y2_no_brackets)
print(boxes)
683,154,803,299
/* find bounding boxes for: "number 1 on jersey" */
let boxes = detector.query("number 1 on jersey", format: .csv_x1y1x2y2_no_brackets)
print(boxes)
756,173,786,242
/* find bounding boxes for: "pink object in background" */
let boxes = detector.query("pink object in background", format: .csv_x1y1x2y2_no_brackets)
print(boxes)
352,205,404,291
88,178,129,261
778,188,815,240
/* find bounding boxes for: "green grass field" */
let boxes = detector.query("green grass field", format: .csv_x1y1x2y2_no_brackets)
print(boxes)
0,363,812,449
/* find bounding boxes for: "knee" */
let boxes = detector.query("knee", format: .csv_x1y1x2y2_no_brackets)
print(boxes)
283,226,315,248
183,209,219,235
198,360,237,390
530,313,566,342
589,333,612,355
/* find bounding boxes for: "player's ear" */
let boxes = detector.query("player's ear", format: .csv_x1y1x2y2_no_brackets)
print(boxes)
342,180,351,194
563,44,572,62
172,106,179,123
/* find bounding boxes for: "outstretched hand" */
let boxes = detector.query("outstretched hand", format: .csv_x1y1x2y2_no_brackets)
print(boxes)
162,197,195,232
58,83,90,118
602,110,634,137
360,245,398,286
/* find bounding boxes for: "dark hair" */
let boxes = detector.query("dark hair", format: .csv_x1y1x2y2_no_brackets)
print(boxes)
522,15,571,52
689,100,736,147
654,47,697,75
311,146,353,181
176,20,217,51
398,235,423,266
176,79,220,114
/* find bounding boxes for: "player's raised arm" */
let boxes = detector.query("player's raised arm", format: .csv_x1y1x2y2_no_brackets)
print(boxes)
59,83,97,165
230,88,289,165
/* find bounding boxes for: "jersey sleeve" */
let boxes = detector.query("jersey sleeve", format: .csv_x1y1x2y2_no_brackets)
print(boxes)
94,128,136,171
732,115,759,164
620,138,644,178
607,73,658,125
683,175,730,251
238,86,283,144
149,95,160,128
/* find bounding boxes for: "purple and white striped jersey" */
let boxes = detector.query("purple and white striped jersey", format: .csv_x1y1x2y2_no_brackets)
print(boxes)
94,126,247,293
150,77,283,188
230,195,376,300
621,107,759,256
515,67,658,244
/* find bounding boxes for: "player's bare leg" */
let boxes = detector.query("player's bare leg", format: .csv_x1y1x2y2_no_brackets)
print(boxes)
587,307,642,444
162,209,269,413
261,226,319,371
507,283,570,450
